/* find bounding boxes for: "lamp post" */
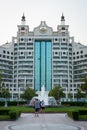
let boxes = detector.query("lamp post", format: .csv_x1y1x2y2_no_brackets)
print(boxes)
11,87,14,101
72,87,74,101
66,87,68,101
18,87,21,101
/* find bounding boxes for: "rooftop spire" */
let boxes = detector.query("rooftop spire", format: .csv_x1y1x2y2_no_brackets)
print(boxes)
21,13,26,25
61,13,65,21
21,13,26,21
61,13,65,25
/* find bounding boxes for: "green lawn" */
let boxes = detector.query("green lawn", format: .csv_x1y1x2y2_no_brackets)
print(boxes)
0,106,87,113
0,115,10,120
79,115,87,120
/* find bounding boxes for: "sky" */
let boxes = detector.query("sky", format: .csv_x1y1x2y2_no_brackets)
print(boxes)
0,0,87,45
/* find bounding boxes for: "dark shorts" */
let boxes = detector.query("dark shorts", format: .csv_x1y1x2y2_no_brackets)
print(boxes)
35,108,39,112
41,107,45,109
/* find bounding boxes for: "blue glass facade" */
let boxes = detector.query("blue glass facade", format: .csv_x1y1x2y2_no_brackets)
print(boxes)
34,40,52,91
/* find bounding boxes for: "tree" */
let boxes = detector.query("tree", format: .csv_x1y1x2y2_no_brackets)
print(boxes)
2,88,10,99
48,86,65,101
75,86,84,101
80,76,87,101
21,86,36,103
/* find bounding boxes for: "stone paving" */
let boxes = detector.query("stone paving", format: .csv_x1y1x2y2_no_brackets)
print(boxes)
0,113,87,130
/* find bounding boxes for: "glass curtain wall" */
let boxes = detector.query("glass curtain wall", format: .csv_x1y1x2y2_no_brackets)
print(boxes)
34,40,52,91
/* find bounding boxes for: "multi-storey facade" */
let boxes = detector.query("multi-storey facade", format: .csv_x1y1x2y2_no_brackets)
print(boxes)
0,14,87,99
0,43,13,92
72,43,87,87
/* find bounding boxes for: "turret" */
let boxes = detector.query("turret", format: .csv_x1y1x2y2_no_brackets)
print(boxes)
21,13,26,25
61,13,65,25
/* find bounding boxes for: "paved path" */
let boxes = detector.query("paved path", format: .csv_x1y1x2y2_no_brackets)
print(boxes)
0,113,87,130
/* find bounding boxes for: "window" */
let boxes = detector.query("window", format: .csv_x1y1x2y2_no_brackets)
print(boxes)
3,55,5,58
7,51,9,54
7,56,9,59
21,52,23,55
62,27,65,30
80,55,83,58
55,38,57,41
21,38,24,41
85,54,87,57
77,56,79,59
14,43,17,46
29,52,31,55
63,38,65,41
77,51,79,54
3,50,6,53
11,57,13,59
21,27,25,30
63,52,66,54
29,38,31,41
80,50,83,54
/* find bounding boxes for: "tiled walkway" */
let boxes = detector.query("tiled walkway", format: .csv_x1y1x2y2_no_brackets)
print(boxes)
0,113,87,130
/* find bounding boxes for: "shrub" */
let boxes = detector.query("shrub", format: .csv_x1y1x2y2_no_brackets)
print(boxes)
79,110,87,115
0,101,5,106
61,101,85,106
7,101,27,106
0,109,10,115
0,108,21,120
67,110,79,120
9,110,20,120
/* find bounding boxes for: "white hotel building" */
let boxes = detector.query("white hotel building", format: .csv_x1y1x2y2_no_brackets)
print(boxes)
0,14,87,99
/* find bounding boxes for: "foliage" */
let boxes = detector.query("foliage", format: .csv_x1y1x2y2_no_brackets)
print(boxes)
80,76,87,100
67,110,79,120
48,86,65,100
21,86,36,101
9,110,20,120
68,109,87,121
75,86,84,101
68,92,73,99
2,88,10,98
0,70,10,99
0,108,21,120
61,101,86,106
0,115,10,120
0,106,87,113
0,106,87,121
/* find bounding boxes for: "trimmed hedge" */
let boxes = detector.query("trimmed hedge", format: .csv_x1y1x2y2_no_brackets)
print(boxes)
61,101,86,106
67,109,87,120
0,101,27,106
9,110,20,120
0,109,21,120
79,110,87,115
0,109,10,115
67,110,79,120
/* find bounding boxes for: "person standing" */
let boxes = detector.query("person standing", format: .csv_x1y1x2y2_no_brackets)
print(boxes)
34,99,40,117
40,100,45,113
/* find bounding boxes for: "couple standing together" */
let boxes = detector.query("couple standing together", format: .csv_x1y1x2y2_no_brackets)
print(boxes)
34,99,45,117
